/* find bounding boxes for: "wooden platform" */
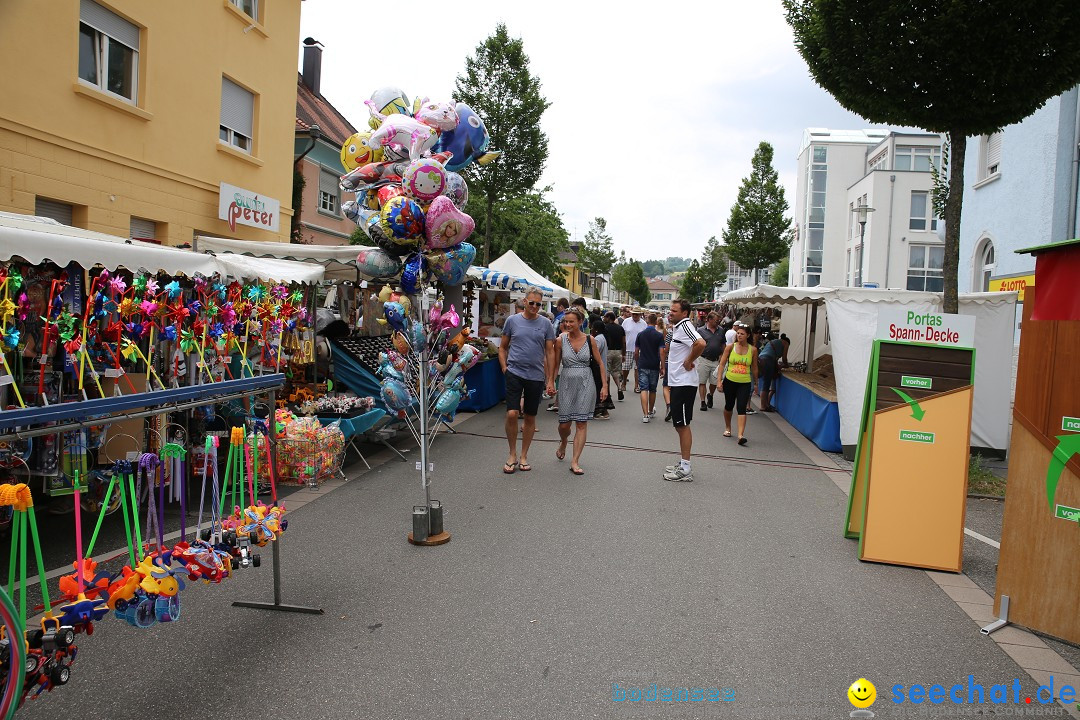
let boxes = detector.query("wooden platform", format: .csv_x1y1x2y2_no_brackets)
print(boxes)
782,370,837,403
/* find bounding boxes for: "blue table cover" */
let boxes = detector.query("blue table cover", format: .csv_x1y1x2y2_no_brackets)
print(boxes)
458,360,505,412
770,374,842,453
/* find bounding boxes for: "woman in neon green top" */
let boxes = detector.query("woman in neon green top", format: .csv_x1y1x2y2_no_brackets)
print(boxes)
718,323,758,446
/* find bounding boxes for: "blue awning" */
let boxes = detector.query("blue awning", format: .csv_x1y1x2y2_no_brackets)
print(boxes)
467,265,554,296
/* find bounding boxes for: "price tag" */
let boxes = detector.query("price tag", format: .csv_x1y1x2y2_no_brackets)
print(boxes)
414,462,435,472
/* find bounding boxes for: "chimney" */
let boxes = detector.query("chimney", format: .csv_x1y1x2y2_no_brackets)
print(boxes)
302,37,323,96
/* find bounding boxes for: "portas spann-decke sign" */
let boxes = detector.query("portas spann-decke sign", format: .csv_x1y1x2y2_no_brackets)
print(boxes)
876,308,976,347
218,182,280,233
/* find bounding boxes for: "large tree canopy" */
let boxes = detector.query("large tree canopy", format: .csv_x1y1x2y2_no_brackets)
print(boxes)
721,142,792,274
784,0,1080,310
466,187,569,284
455,23,551,264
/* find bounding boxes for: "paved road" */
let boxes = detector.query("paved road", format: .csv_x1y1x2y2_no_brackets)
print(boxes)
16,398,1079,718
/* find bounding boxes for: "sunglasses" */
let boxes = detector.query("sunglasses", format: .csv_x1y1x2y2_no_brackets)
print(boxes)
527,301,542,307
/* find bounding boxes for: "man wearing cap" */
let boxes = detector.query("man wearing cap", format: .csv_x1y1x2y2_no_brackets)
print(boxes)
621,307,648,396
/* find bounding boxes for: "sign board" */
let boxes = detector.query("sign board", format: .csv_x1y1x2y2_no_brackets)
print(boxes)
989,273,1034,302
844,339,975,572
876,309,976,348
218,182,280,233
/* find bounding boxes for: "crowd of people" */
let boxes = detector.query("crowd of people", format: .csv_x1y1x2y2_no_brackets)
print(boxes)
498,288,789,481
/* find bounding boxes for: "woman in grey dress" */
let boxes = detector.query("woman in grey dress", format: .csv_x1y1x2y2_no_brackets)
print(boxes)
550,308,608,475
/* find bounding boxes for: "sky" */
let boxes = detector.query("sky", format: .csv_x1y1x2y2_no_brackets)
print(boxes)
299,0,892,264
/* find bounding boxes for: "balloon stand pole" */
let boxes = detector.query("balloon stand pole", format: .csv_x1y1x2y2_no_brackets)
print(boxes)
233,388,324,614
408,288,450,547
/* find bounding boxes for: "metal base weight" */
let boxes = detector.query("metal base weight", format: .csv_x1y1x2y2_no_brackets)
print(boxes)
408,530,451,546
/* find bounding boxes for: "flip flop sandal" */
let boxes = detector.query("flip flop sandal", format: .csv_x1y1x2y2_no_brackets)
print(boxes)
738,437,748,446
556,446,566,461
570,467,585,475
723,431,732,438
517,462,532,472
503,462,517,474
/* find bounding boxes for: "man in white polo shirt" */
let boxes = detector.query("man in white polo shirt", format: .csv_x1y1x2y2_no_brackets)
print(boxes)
621,307,648,396
663,298,705,482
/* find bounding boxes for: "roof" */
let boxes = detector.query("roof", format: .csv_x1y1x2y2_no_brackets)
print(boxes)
647,279,678,291
1016,237,1080,255
722,284,1017,307
296,72,358,148
489,249,573,299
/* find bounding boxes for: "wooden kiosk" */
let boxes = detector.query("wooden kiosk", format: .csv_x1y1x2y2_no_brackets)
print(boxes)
988,240,1080,644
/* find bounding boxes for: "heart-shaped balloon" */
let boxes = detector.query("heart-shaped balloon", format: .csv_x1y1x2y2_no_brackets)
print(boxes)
426,243,476,286
402,158,447,202
400,252,426,295
442,172,469,210
424,196,475,250
380,196,425,242
356,247,403,279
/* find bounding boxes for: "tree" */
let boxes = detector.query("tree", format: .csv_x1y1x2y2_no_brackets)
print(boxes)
576,217,617,298
455,23,551,265
465,186,569,284
721,142,792,282
612,258,651,306
784,0,1080,312
640,260,666,277
679,260,710,303
699,235,728,294
771,257,790,287
663,257,692,273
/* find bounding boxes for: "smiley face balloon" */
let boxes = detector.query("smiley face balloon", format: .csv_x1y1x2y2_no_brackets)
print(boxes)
340,132,384,172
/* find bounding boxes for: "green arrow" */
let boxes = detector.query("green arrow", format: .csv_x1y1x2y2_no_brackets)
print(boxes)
891,388,925,421
1047,433,1080,512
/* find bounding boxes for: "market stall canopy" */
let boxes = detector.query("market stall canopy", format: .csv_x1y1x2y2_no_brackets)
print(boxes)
194,234,356,281
488,250,570,299
0,213,324,283
467,265,552,295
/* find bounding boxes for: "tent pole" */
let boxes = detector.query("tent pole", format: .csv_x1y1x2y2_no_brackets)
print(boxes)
807,301,819,371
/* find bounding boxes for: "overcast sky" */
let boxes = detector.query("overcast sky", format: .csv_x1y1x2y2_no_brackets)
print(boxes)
300,0,896,264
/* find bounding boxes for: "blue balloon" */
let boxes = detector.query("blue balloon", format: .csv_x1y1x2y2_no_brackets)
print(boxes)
380,377,414,411
432,103,500,172
383,301,407,333
400,252,426,295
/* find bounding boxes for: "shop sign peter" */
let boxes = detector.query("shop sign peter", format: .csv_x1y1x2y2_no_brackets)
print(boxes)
219,182,280,233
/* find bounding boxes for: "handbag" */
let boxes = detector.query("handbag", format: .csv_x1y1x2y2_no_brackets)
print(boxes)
587,335,603,390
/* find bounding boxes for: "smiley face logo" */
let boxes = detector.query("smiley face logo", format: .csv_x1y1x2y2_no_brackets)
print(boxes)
847,678,876,708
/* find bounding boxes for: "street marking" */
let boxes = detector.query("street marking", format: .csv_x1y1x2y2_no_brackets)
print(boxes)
964,528,1000,549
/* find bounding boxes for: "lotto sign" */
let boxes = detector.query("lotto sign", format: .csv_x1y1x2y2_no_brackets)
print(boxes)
876,309,975,347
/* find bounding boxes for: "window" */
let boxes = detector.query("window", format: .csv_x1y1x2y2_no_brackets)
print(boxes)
895,146,941,172
318,169,340,215
219,77,254,153
78,0,139,102
804,149,827,286
979,133,1002,181
907,245,944,291
975,238,996,292
130,216,157,243
230,0,259,20
35,198,74,226
909,191,938,232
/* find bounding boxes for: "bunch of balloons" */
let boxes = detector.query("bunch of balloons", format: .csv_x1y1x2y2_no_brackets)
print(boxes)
344,86,499,294
376,296,480,424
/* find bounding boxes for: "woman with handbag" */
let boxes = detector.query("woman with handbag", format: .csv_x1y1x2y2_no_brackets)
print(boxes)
548,308,608,475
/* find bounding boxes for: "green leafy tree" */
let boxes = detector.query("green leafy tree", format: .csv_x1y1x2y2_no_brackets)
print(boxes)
613,258,651,306
784,0,1080,312
348,225,368,245
721,142,792,280
699,235,728,294
576,217,617,298
771,257,790,287
679,260,710,303
640,260,666,277
465,187,569,284
455,23,551,265
663,257,692,273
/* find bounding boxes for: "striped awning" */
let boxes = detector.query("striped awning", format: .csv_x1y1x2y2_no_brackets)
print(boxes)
468,266,554,296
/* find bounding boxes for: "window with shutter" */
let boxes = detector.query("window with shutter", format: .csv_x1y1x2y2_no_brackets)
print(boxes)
318,169,340,215
34,198,74,226
130,216,156,242
219,77,255,152
985,133,1002,176
78,0,140,102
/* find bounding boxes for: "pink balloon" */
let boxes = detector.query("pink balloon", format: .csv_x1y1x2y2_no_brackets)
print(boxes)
424,196,475,250
435,304,461,332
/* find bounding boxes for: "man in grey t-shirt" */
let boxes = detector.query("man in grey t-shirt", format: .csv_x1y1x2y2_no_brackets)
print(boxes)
499,287,556,474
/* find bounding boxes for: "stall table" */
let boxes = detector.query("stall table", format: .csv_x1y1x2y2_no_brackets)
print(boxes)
458,359,504,412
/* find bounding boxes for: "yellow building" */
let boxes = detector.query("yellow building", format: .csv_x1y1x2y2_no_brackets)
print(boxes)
0,0,301,245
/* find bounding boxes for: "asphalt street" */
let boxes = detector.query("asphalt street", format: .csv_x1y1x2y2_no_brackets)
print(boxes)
14,395,1080,719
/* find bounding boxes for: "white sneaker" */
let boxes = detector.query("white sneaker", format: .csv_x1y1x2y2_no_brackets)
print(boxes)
663,465,693,482
648,409,656,417
642,415,650,423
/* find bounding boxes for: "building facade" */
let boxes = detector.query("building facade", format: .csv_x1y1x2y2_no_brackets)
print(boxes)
0,0,301,244
845,132,945,290
958,86,1080,298
293,39,361,246
790,129,889,287
645,279,677,312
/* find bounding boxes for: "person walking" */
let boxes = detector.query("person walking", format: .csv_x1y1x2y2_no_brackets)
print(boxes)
622,307,648,394
601,311,625,406
634,313,665,423
758,333,790,412
550,308,608,475
696,311,725,411
590,320,610,420
718,322,759,446
663,299,705,482
660,315,673,422
500,287,556,474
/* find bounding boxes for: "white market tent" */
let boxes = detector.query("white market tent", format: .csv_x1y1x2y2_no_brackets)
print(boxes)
721,284,1017,454
193,234,356,281
0,214,324,283
487,249,572,300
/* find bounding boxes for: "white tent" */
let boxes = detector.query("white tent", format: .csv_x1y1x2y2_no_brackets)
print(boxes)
722,285,1017,454
488,249,573,300
194,234,356,281
0,214,324,283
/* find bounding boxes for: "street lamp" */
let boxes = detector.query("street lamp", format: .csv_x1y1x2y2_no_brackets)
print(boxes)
854,201,875,287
